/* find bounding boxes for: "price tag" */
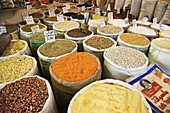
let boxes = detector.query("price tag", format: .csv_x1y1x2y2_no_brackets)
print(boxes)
0,19,5,26
22,12,29,21
95,8,100,14
81,6,85,11
107,4,111,11
44,30,55,43
62,7,68,13
108,12,113,21
117,8,120,14
159,23,163,31
27,5,32,10
57,15,64,22
49,10,55,17
31,25,40,34
0,26,7,34
25,16,35,24
99,19,106,27
153,17,157,25
132,19,137,27
47,5,53,10
66,3,70,9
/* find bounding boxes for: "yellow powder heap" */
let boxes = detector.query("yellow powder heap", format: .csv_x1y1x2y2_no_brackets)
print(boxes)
153,39,170,50
51,52,98,82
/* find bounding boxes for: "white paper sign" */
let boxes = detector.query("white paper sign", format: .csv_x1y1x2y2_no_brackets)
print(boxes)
57,15,64,22
25,16,35,24
95,8,100,14
63,7,68,13
117,8,120,14
49,10,55,17
107,4,111,11
47,5,53,10
99,19,106,27
0,26,7,34
44,30,55,43
0,19,5,26
27,5,32,10
159,23,163,31
81,6,85,11
22,12,29,21
153,17,157,25
31,25,40,34
66,3,70,9
132,19,137,27
108,12,113,21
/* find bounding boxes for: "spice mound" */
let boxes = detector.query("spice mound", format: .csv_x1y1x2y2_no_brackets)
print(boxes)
0,77,48,112
105,46,147,68
21,23,45,32
67,28,92,38
39,39,76,57
53,21,79,31
68,8,81,13
98,25,122,34
0,55,34,83
85,36,114,49
51,52,98,82
120,33,149,46
1,40,26,57
70,83,149,113
44,16,67,22
29,13,43,18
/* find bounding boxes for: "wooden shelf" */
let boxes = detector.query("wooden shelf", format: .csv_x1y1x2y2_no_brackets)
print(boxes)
0,7,26,12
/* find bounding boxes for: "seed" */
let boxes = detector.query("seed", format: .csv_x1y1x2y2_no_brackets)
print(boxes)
98,25,122,34
53,21,79,31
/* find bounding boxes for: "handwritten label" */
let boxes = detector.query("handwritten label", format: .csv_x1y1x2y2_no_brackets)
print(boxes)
57,15,64,22
107,4,111,11
25,16,35,24
47,5,53,10
44,30,55,43
159,23,163,31
0,19,5,26
27,5,32,10
132,19,137,27
22,12,29,21
66,3,70,9
108,12,113,21
62,7,68,13
95,8,100,14
153,17,157,25
0,26,7,34
81,6,85,11
99,19,105,27
49,10,55,17
31,25,40,34
117,9,120,14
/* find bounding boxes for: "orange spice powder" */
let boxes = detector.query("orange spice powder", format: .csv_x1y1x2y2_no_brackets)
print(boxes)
51,52,98,82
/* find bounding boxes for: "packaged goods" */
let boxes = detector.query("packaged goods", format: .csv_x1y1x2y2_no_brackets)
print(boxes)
50,52,101,112
68,79,152,113
37,39,77,81
29,12,44,19
107,19,131,29
0,76,58,113
160,3,170,25
117,33,150,53
0,55,38,88
151,24,170,31
128,26,158,39
130,0,142,17
159,30,170,39
129,64,170,113
83,35,117,63
103,46,148,81
97,25,124,39
148,38,170,74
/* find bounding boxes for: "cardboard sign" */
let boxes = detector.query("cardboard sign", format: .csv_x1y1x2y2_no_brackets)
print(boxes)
108,12,113,21
57,15,64,22
95,8,100,14
62,7,68,13
22,12,29,21
44,30,55,43
49,10,55,17
31,25,40,34
153,17,157,25
25,16,35,24
0,26,7,34
99,19,106,27
0,19,5,26
132,19,137,27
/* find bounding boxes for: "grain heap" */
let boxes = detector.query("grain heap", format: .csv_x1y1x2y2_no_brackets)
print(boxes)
98,25,122,34
53,21,79,31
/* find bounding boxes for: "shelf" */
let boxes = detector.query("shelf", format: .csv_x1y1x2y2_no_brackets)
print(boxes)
0,7,26,13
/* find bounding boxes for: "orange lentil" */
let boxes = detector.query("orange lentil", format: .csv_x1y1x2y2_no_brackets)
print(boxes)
51,52,98,82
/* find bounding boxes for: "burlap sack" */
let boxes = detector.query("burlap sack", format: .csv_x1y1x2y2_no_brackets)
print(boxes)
130,0,142,18
160,3,170,25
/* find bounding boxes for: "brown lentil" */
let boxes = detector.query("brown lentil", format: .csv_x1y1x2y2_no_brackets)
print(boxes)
39,39,76,57
0,55,34,83
120,33,149,46
1,40,26,57
85,36,114,49
0,77,48,112
105,46,147,68
67,28,92,38
98,25,122,34
21,23,45,32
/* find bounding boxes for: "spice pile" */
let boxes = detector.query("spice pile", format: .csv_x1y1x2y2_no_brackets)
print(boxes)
85,36,114,49
44,16,67,22
4,25,18,33
53,21,79,31
39,39,76,57
0,55,34,83
0,77,48,112
72,14,84,20
67,28,92,38
105,47,147,68
98,25,122,34
1,40,26,57
21,24,45,32
120,33,149,46
29,13,43,19
51,52,98,82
